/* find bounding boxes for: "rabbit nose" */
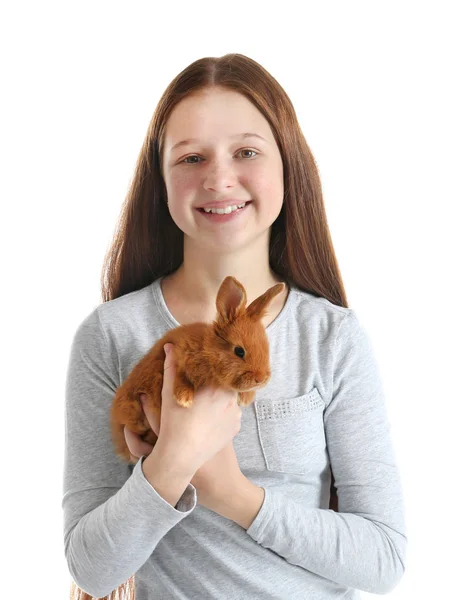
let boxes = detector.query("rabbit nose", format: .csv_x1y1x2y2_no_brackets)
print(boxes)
255,370,271,384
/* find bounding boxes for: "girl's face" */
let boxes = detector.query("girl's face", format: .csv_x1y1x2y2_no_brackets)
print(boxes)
161,87,284,253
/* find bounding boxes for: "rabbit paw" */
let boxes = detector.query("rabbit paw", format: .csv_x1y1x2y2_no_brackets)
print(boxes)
175,386,194,408
238,390,256,407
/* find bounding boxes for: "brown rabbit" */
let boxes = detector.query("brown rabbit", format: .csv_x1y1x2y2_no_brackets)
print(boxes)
110,275,285,464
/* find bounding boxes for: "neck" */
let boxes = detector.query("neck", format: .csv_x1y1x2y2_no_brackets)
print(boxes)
166,267,281,304
169,234,283,305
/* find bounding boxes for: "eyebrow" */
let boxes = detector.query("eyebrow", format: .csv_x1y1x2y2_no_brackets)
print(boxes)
169,132,268,152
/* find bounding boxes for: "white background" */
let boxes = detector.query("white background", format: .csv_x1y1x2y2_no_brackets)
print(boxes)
1,1,462,598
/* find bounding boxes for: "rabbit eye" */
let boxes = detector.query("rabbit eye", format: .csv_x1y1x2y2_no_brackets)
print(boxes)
234,346,245,358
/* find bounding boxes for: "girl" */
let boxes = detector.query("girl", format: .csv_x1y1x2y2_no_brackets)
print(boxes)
63,53,407,600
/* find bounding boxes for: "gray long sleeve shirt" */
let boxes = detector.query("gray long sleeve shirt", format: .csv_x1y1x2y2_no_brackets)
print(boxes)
62,277,407,599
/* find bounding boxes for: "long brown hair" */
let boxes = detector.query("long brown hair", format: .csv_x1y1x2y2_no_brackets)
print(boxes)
71,52,347,600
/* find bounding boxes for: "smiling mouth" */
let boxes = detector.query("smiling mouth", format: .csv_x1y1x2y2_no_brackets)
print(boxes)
197,201,252,214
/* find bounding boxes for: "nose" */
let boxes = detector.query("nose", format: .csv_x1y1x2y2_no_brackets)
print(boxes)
203,158,238,191
254,370,271,385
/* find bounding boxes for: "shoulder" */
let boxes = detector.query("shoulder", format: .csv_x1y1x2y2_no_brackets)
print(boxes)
72,279,160,347
96,280,157,324
289,285,356,336
285,286,373,360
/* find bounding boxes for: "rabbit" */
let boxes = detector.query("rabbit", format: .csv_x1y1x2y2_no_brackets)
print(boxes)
110,276,286,464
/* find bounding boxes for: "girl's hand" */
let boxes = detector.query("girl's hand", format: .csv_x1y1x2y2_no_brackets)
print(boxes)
125,392,244,508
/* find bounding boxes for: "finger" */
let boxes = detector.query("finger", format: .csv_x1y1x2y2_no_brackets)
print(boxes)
124,425,155,457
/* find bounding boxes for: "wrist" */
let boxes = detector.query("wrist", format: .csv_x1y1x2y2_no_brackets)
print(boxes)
142,449,194,508
148,441,196,480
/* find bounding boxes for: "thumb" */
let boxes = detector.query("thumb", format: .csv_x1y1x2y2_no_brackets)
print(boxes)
162,343,177,403
140,343,176,436
140,393,160,436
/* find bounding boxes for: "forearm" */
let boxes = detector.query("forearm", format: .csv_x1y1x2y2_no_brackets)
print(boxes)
65,457,196,597
244,486,407,595
213,476,265,529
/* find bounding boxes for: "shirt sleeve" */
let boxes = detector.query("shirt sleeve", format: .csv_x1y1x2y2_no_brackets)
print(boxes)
246,309,407,595
62,307,197,598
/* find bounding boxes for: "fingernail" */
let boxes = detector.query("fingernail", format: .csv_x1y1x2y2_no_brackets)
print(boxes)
140,394,147,404
164,344,170,355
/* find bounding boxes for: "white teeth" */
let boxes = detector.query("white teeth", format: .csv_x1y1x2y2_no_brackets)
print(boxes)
203,202,247,214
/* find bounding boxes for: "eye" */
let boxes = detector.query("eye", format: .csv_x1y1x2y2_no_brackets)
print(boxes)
238,149,257,159
181,148,257,164
234,346,245,359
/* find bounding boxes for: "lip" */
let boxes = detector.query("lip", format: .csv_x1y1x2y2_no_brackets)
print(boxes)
196,201,251,222
197,200,252,209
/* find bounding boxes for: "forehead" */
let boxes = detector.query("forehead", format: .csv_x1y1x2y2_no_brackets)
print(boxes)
163,89,272,150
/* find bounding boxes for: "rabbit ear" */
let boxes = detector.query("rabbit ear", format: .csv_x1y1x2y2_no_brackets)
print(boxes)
216,276,248,323
246,282,286,321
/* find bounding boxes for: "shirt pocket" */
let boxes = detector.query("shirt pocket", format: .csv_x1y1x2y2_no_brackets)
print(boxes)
254,387,326,475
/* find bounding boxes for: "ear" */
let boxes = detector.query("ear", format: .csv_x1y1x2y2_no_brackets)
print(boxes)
246,282,286,321
216,276,248,323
